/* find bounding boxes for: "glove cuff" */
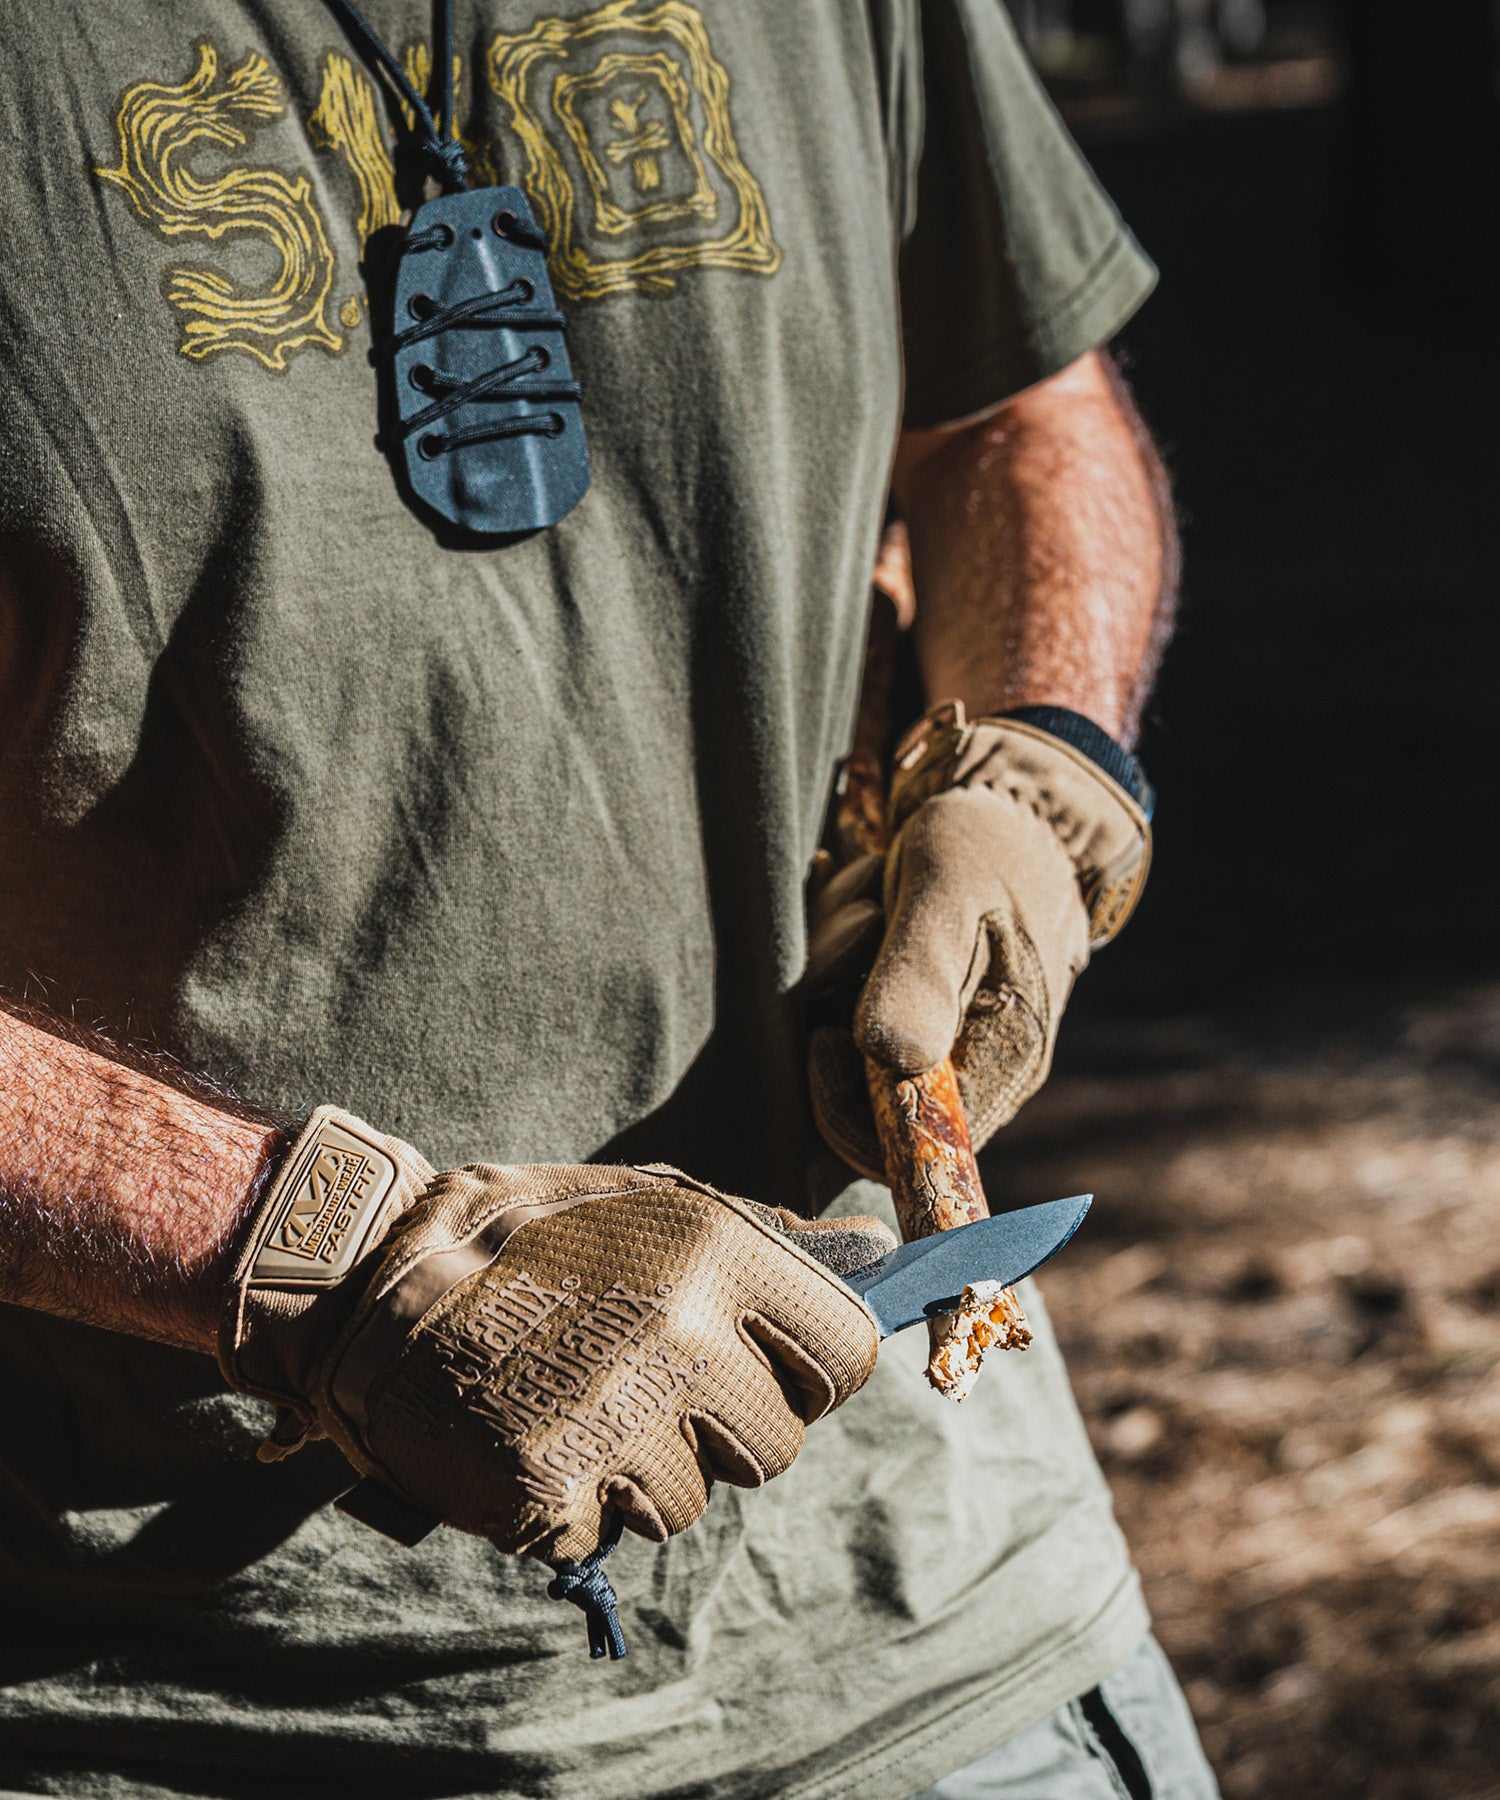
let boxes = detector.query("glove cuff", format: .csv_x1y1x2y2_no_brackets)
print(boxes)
889,701,1152,947
995,704,1154,817
217,1105,434,1420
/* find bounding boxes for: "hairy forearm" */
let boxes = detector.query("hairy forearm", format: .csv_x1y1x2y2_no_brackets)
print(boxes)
893,349,1178,746
0,1003,283,1354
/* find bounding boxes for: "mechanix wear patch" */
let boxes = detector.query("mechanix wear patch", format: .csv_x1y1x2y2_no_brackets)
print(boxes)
244,1114,402,1287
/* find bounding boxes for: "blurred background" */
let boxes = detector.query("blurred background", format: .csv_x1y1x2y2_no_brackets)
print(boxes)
979,3,1500,1794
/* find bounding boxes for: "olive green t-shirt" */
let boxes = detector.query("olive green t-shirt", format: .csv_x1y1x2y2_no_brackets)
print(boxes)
0,3,1156,1794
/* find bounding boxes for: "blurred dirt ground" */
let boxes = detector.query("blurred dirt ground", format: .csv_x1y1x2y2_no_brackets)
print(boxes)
986,984,1500,1800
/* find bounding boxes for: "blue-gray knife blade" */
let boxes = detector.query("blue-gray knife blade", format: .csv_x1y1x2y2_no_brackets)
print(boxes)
844,1194,1092,1337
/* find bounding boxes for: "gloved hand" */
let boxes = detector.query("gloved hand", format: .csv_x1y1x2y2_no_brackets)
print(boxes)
808,702,1151,1180
219,1110,893,1571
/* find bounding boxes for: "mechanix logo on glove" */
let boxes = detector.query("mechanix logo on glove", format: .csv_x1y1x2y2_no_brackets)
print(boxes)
260,1126,399,1278
377,1267,697,1511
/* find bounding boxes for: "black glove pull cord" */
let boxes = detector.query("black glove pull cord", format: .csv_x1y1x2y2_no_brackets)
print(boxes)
320,0,592,539
547,1514,629,1660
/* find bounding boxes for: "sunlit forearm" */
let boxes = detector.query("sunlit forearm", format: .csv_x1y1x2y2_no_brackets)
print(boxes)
0,1004,281,1353
893,349,1177,746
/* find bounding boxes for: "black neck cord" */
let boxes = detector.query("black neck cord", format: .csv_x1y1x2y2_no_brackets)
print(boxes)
321,0,471,192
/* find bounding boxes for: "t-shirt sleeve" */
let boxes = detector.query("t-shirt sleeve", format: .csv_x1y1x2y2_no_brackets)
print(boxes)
899,0,1157,428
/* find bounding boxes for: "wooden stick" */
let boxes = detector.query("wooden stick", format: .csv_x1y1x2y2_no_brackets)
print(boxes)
864,1056,987,1235
837,570,1028,1398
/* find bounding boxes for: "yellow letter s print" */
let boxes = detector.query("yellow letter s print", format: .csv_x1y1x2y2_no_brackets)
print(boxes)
96,43,341,372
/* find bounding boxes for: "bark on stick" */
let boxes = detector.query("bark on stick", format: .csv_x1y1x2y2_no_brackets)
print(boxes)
839,572,1027,1397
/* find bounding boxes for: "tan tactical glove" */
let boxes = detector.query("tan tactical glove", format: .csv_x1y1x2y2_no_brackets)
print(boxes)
808,703,1151,1180
219,1108,891,1652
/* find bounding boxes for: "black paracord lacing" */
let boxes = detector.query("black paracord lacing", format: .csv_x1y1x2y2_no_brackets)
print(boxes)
383,276,557,350
547,1514,628,1660
378,273,581,459
404,346,578,458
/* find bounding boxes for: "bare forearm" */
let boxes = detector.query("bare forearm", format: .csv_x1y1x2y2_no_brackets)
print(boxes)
893,349,1177,746
0,1004,282,1354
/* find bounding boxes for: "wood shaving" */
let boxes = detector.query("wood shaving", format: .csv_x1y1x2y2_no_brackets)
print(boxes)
926,1280,1032,1401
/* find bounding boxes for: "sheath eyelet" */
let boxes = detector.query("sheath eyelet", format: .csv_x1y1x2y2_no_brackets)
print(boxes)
409,363,434,392
493,209,520,237
417,433,444,460
408,292,437,321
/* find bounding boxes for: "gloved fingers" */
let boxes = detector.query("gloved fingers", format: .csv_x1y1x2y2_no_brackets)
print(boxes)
726,1204,882,1419
733,1196,896,1278
807,846,836,907
805,852,885,997
771,1210,897,1279
806,897,885,993
602,1436,710,1543
739,1310,857,1424
855,790,1005,1076
534,1498,609,1567
804,852,886,1179
808,851,883,932
341,1177,878,1566
683,1386,804,1488
807,1025,886,1181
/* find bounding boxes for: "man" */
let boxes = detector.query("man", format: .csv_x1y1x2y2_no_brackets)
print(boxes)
0,2,1215,1794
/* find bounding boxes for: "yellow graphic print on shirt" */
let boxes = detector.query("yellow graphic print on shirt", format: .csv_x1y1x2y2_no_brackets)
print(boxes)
489,0,780,300
94,43,340,372
307,53,401,247
97,5,778,372
557,52,717,234
308,47,496,252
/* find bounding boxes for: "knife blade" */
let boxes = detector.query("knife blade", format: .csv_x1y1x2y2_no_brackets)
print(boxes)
842,1194,1092,1338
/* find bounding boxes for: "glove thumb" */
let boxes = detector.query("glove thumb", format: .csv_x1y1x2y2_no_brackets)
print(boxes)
854,791,994,1075
738,1197,897,1278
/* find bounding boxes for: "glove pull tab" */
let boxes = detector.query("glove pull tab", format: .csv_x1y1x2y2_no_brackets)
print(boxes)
547,1514,627,1660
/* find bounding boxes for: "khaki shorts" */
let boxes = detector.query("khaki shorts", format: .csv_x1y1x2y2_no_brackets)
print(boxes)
911,1635,1220,1800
